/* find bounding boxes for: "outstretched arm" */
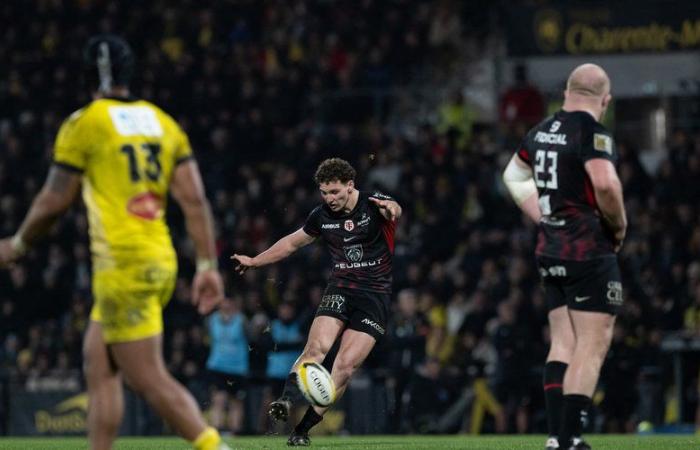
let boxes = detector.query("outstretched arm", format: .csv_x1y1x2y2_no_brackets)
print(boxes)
171,159,223,314
0,165,81,267
369,196,402,221
232,228,315,275
502,154,541,223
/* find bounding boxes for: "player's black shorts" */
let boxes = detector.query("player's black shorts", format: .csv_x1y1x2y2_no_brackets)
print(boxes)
537,255,623,315
207,370,247,399
315,285,390,340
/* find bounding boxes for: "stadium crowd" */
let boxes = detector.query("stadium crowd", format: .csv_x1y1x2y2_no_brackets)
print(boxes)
1,0,699,436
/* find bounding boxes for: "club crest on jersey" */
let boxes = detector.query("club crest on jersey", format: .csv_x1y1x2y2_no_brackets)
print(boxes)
344,244,363,262
344,220,354,231
357,213,371,227
594,133,612,154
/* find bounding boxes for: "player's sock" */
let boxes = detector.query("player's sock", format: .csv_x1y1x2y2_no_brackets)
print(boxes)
192,426,222,450
543,361,568,439
281,371,301,400
558,394,591,449
294,406,323,434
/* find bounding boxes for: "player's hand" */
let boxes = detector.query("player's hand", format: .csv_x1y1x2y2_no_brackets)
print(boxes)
231,254,256,275
369,197,401,221
192,269,224,315
613,229,625,253
0,238,21,269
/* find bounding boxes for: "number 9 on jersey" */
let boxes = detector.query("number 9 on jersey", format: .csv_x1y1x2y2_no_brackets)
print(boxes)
297,361,336,407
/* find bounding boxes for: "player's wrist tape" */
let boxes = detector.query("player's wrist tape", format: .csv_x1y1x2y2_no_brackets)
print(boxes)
196,258,218,273
10,234,28,256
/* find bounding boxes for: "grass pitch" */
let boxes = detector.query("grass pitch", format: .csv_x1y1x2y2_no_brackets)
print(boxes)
0,434,697,449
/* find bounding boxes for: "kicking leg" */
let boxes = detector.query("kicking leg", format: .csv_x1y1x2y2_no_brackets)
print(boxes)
289,329,376,445
269,316,344,422
84,321,124,450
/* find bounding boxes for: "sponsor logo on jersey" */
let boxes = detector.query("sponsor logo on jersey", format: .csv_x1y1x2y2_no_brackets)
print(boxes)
344,220,354,231
361,318,385,335
545,265,567,277
126,192,164,221
343,244,363,262
109,106,163,137
594,133,612,154
606,281,623,305
334,258,383,270
322,223,340,229
357,212,371,227
534,131,568,145
319,294,345,313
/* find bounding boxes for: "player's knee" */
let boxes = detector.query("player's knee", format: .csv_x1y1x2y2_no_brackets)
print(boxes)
551,336,575,357
303,341,329,362
333,356,358,383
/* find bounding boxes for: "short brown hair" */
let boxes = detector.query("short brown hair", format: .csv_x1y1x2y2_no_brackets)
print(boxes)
313,158,356,184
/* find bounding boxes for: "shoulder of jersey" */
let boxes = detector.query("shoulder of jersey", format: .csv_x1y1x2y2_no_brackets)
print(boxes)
310,204,324,216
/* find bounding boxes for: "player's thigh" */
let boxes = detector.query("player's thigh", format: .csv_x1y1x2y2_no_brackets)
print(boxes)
548,305,575,355
564,256,622,315
569,309,615,351
91,262,176,343
109,333,170,391
82,320,119,381
304,315,345,355
334,328,377,371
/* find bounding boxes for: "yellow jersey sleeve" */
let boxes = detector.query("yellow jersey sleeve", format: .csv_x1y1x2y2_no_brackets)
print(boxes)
53,108,93,171
173,123,193,164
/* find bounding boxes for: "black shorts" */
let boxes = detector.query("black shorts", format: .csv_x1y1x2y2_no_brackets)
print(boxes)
537,256,623,315
207,370,247,399
315,285,390,340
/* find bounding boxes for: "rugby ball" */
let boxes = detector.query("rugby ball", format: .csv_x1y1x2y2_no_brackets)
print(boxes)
297,361,336,407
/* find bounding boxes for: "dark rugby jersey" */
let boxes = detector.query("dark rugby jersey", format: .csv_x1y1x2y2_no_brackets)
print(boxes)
516,110,618,261
303,191,396,293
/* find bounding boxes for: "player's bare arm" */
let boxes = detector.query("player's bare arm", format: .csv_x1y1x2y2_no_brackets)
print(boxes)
0,165,81,267
503,154,541,223
584,158,627,251
369,197,402,221
170,159,223,314
232,228,315,275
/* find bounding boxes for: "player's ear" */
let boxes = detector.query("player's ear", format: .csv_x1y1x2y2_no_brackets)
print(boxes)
347,180,354,191
602,93,611,108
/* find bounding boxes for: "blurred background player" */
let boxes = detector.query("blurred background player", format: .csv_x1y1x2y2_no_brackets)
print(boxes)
0,35,228,450
502,64,627,450
232,158,402,445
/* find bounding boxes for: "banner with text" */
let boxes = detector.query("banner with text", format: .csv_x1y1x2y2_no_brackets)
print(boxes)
505,1,700,56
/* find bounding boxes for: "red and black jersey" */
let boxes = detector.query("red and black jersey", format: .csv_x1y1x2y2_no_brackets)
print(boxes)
516,110,618,261
303,191,396,293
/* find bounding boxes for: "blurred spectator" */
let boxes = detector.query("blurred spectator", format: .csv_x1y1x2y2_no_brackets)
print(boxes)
387,289,428,432
403,357,452,433
499,63,545,130
205,297,249,434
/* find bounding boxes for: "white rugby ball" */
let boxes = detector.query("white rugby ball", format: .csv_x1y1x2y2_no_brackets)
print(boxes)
297,361,336,407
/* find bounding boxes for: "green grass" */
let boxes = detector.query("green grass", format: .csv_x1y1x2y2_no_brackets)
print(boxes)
0,434,697,450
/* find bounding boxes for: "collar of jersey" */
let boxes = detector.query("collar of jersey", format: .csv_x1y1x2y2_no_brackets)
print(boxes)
102,95,139,102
